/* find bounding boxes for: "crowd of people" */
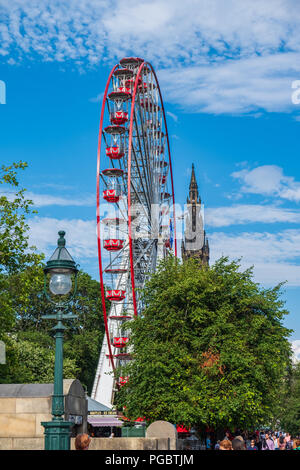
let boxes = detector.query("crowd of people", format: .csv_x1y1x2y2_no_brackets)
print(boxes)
208,430,300,451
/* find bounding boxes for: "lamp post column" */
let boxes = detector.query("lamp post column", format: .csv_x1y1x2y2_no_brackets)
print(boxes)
41,231,79,450
41,315,74,450
52,315,66,419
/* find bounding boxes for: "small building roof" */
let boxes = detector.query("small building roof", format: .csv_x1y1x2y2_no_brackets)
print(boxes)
87,396,112,413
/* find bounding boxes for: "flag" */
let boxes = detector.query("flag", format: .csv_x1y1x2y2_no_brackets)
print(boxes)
169,218,174,248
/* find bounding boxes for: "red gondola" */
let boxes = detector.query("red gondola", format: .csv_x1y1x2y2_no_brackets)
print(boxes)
106,146,125,159
112,337,129,348
103,239,124,252
110,111,128,125
106,290,126,302
103,189,120,203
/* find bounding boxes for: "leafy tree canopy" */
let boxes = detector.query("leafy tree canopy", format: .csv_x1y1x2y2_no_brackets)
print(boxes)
0,161,42,273
2,267,105,393
0,162,105,394
0,162,43,343
116,256,292,431
278,361,300,435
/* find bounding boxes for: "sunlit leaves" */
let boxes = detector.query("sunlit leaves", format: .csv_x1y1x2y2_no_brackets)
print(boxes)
116,256,292,430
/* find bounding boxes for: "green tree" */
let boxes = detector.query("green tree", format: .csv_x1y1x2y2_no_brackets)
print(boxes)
278,361,300,435
8,268,105,393
116,256,292,430
0,162,43,375
0,161,42,274
0,162,105,393
0,335,79,384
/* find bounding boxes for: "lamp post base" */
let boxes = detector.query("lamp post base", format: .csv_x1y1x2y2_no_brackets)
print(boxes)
41,420,74,450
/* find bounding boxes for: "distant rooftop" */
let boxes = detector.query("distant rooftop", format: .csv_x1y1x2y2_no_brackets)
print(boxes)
87,396,112,413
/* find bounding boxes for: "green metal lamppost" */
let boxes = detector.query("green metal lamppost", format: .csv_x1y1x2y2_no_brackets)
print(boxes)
41,230,79,450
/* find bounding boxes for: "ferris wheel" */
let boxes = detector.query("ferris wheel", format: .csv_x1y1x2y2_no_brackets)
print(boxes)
91,57,177,408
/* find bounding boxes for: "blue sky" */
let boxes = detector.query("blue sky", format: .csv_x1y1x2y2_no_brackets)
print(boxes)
1,0,300,354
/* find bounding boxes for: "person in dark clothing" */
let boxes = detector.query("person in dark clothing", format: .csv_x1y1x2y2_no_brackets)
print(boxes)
247,439,258,450
232,437,246,450
255,435,262,450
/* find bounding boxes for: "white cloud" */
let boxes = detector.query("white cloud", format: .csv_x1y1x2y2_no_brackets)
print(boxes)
28,215,122,273
159,52,300,114
28,216,97,259
28,215,300,286
205,204,300,227
291,340,300,362
89,92,104,103
3,190,94,207
166,111,178,122
2,1,300,114
26,191,94,207
232,165,300,202
3,0,300,65
209,229,300,286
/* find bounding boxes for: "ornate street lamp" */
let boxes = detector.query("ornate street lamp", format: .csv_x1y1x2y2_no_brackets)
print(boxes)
41,231,79,451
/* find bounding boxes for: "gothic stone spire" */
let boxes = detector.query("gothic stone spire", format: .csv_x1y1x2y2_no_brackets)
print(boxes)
182,164,209,266
187,163,201,204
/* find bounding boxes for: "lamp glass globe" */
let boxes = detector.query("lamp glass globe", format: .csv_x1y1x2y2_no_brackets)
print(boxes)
49,273,72,295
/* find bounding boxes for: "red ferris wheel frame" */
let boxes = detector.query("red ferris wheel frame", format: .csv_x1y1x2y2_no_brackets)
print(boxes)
96,60,177,372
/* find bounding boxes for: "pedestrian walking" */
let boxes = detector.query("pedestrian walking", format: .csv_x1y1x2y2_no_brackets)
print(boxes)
272,432,279,450
223,431,232,440
214,440,220,450
206,434,212,450
255,434,262,450
247,439,258,450
279,434,286,450
261,432,274,450
284,432,292,450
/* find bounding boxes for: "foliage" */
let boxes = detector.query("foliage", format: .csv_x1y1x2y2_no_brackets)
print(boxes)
0,161,42,274
0,161,43,351
0,162,105,393
5,267,105,393
278,361,300,435
0,335,79,384
115,256,292,430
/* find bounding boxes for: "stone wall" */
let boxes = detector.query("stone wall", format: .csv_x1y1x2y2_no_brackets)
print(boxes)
0,437,44,450
0,396,51,439
0,379,87,442
0,437,176,450
71,437,175,450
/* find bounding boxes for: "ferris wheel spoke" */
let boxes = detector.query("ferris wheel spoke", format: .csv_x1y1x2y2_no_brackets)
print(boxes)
132,239,156,272
129,181,152,228
135,99,153,191
103,241,129,270
132,113,153,202
130,138,152,211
